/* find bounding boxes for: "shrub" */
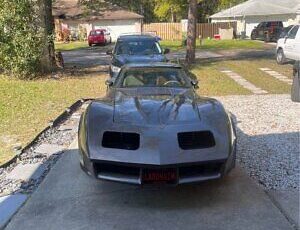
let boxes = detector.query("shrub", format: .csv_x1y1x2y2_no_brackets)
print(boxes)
62,28,71,42
78,26,87,41
0,0,44,78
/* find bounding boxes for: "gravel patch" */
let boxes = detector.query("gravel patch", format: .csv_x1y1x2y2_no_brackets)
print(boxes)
0,102,89,196
217,94,300,190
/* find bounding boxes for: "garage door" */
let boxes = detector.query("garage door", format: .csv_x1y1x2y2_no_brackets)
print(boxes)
94,20,140,42
246,23,259,37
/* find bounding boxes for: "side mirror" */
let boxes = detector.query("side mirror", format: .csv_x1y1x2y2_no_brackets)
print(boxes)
106,50,113,55
191,80,199,89
164,48,170,54
105,79,114,87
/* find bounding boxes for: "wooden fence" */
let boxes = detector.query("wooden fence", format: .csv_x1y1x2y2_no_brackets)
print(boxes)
196,22,237,39
143,23,182,40
143,22,237,40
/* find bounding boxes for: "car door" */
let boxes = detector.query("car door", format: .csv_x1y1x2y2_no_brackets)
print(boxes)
258,22,266,38
284,25,299,60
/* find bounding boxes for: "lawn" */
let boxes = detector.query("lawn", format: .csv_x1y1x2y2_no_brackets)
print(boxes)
190,58,291,96
219,60,291,94
55,41,89,51
160,39,266,51
0,74,107,164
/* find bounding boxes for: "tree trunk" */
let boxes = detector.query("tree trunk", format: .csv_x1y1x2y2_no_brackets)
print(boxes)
186,0,197,64
39,0,56,73
171,7,176,22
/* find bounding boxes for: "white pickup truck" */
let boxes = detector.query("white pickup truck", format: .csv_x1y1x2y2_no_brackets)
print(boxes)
276,25,300,64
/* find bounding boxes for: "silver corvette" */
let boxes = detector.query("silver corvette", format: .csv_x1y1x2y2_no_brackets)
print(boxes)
78,63,236,185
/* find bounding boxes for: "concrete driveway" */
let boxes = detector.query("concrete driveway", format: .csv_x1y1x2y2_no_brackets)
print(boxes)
62,45,113,68
61,44,276,69
5,147,293,230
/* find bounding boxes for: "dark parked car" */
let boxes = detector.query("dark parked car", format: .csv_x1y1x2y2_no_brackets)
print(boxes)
88,29,111,46
251,21,283,42
78,62,236,185
107,35,170,78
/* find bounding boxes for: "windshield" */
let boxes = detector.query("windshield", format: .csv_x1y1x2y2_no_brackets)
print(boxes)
90,30,104,36
116,68,191,88
115,40,162,55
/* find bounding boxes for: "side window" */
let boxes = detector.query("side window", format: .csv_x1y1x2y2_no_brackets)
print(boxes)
288,26,299,39
257,23,263,28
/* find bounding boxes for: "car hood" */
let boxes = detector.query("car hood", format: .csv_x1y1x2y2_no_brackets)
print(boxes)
114,54,166,66
112,88,201,126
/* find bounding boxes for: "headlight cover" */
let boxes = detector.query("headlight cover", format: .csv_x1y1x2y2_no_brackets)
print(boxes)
111,65,121,73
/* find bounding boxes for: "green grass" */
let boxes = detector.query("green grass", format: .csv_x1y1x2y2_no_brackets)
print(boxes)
160,39,265,51
190,58,291,96
0,74,106,164
221,60,291,94
190,61,251,96
253,59,293,79
55,41,89,51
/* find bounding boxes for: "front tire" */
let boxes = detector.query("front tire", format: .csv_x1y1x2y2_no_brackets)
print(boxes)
276,48,286,65
251,32,256,40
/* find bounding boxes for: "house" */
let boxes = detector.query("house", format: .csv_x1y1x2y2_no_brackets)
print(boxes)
210,0,300,37
52,0,144,42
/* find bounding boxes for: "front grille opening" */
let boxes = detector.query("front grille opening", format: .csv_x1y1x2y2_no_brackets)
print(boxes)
102,131,140,150
94,163,140,176
178,131,215,150
179,163,223,177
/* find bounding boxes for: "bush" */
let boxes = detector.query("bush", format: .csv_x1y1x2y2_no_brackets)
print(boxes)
0,0,44,78
78,26,87,41
62,28,71,42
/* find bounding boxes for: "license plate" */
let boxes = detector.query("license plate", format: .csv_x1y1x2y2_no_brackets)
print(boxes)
142,168,177,184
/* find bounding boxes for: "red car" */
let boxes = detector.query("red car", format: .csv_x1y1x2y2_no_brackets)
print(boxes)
88,29,112,46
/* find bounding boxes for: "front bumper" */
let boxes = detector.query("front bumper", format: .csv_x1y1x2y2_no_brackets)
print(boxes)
79,148,235,185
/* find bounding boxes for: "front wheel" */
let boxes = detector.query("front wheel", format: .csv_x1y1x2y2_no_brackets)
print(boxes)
251,33,256,40
276,49,286,65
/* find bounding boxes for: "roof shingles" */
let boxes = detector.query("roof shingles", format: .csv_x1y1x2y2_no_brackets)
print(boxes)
53,0,143,20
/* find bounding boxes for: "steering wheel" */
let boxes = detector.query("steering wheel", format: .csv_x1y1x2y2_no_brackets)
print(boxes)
163,80,181,87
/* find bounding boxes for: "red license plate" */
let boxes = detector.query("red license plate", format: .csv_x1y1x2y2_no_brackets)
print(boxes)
142,168,177,184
